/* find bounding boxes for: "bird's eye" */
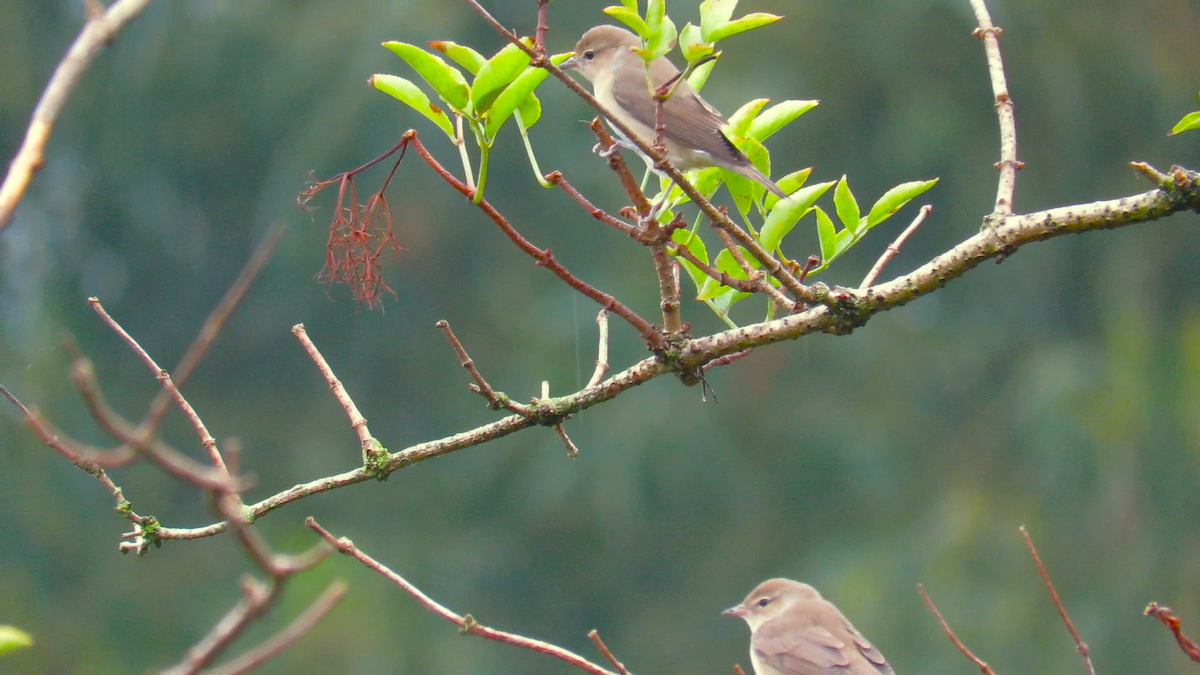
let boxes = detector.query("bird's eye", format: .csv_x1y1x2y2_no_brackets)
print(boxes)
756,598,771,608
583,50,595,60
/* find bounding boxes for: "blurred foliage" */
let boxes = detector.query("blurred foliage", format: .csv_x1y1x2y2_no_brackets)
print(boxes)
1,1,1199,674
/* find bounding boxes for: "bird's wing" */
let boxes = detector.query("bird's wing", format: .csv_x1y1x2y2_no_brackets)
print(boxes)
753,620,894,675
608,55,740,159
752,623,849,675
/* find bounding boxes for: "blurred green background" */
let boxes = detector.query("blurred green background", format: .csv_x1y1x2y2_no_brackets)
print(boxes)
2,0,1199,673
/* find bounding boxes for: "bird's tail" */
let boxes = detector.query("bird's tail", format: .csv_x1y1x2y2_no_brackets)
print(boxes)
736,163,789,200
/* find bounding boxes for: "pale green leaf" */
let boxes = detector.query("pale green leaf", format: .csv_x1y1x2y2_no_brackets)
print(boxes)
485,66,550,138
763,167,813,211
707,12,782,42
700,0,739,41
647,15,677,61
759,180,835,253
671,229,710,289
727,98,770,137
371,74,455,139
471,43,531,113
517,93,542,128
603,6,651,37
866,178,938,227
384,42,471,112
428,41,487,75
687,55,719,91
679,23,713,63
0,626,33,656
815,206,836,263
833,176,860,233
748,99,818,141
1171,110,1200,135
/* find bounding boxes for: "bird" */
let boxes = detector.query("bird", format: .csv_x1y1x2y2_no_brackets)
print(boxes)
723,578,895,675
562,24,788,199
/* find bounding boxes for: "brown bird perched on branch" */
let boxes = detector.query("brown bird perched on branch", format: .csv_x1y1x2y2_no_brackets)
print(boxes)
562,25,788,199
724,579,895,675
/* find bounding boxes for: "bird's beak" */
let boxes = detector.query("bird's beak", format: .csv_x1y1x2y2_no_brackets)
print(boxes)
560,52,579,70
722,605,746,617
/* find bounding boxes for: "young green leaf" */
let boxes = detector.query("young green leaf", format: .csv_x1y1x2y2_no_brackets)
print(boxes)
679,22,713,62
646,15,677,61
517,92,542,128
619,0,637,10
865,178,938,227
429,41,487,75
722,169,757,220
671,229,710,289
1171,110,1200,135
687,55,719,91
697,248,750,300
833,176,861,234
646,0,665,34
815,206,836,263
603,6,651,37
471,43,532,113
700,0,739,42
484,66,550,138
727,98,771,137
0,626,33,656
748,99,819,141
759,180,834,253
371,74,456,139
384,42,471,112
763,167,813,210
707,12,782,42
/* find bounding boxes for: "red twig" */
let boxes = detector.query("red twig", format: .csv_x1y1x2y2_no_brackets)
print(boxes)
1145,603,1200,662
435,319,531,414
589,119,652,219
918,584,997,675
860,204,932,289
306,518,619,675
1019,526,1096,675
587,631,630,675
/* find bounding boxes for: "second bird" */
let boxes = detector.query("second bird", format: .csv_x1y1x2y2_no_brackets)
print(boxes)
562,25,788,199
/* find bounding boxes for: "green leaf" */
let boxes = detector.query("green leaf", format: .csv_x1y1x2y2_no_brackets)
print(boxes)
603,6,651,37
763,167,813,210
371,74,455,139
748,99,819,141
759,180,835,253
484,66,550,138
671,229,710,289
646,15,677,61
384,42,471,113
646,0,665,33
707,12,782,42
700,0,739,42
692,167,724,199
833,228,855,257
727,98,770,137
815,206,836,263
866,178,938,227
687,55,719,91
429,41,487,75
1171,110,1200,135
679,23,713,62
471,43,532,113
619,0,637,10
833,175,860,233
0,626,33,656
697,248,750,300
517,93,542,128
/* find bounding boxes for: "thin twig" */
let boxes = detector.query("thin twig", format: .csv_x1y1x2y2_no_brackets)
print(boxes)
89,298,229,473
292,324,377,449
714,227,796,310
160,576,280,675
1145,603,1200,663
859,205,933,289
200,581,347,675
587,631,630,675
554,424,580,458
590,119,652,219
733,665,748,675
969,0,1022,216
586,309,610,389
435,319,531,414
546,169,640,237
0,0,153,232
918,584,997,675
702,349,754,373
306,518,620,675
1019,526,1096,675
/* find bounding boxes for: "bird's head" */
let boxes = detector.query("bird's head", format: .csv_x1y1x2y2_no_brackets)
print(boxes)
722,578,822,631
562,25,642,83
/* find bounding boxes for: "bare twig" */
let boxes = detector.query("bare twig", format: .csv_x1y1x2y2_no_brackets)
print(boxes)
589,119,652,219
702,349,754,373
292,324,377,448
306,518,620,675
733,665,748,675
1145,602,1200,663
89,299,229,473
586,309,611,389
160,576,281,675
860,205,933,289
200,581,347,675
969,0,1022,216
918,584,997,675
545,169,641,237
587,631,631,675
1019,526,1096,675
554,424,580,458
435,319,532,414
0,0,153,232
